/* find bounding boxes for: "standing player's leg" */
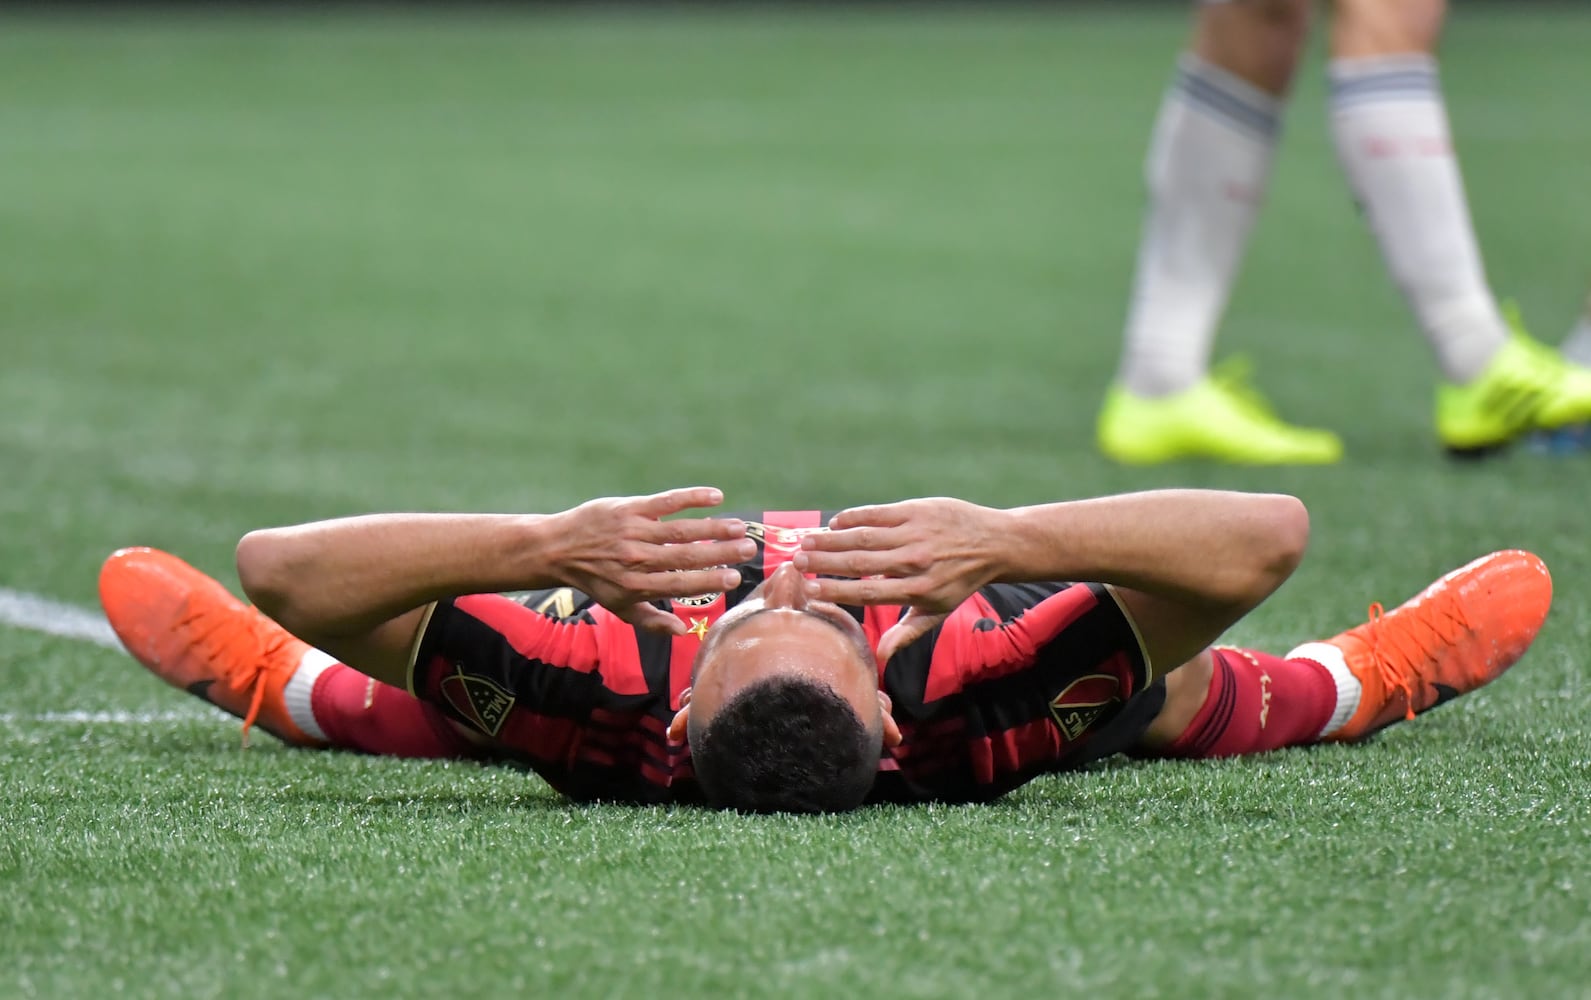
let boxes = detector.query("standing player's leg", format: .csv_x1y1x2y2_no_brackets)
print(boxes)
1328,0,1591,455
1099,0,1343,466
1561,286,1591,367
1525,285,1591,453
1135,549,1551,758
99,547,479,758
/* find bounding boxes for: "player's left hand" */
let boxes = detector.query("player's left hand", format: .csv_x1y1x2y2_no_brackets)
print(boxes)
793,498,1009,662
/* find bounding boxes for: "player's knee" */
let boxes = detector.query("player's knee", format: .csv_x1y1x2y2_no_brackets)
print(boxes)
1274,494,1310,566
1181,495,1309,616
1226,494,1310,609
235,529,291,618
1259,494,1311,594
1331,0,1447,56
1194,0,1312,94
1245,0,1313,33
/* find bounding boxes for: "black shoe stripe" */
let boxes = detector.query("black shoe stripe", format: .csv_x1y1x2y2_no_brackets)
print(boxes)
1427,682,1462,709
1484,382,1546,427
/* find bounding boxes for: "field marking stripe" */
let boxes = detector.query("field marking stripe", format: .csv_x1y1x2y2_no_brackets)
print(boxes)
0,588,233,726
0,709,227,725
0,586,123,650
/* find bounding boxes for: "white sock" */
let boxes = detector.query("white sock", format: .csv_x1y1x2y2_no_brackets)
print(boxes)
1329,55,1507,384
1117,54,1283,398
281,648,337,741
1286,641,1363,738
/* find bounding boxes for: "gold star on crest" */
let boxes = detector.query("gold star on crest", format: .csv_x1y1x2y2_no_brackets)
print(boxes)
687,617,710,640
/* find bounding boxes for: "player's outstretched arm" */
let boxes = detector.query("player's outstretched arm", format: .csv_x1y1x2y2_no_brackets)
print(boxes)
236,487,752,685
795,490,1308,669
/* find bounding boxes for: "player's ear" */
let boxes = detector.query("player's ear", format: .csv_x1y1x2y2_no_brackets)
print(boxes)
667,691,691,744
877,690,901,748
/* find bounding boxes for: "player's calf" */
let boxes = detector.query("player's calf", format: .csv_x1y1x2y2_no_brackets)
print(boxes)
1136,550,1549,757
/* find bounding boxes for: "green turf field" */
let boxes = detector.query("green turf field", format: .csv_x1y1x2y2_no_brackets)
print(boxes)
3,5,1589,997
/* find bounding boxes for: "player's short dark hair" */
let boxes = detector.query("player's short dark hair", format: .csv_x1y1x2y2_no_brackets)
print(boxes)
692,675,879,814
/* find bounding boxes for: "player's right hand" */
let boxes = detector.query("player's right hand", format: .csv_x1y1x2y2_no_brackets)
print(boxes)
546,487,755,635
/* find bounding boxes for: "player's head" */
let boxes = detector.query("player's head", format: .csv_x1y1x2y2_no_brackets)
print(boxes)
669,562,901,813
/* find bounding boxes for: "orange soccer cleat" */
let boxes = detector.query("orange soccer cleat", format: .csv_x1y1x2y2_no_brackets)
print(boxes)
1293,550,1552,743
99,547,327,748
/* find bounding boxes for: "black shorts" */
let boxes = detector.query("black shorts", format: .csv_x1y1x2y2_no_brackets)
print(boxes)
1068,676,1166,765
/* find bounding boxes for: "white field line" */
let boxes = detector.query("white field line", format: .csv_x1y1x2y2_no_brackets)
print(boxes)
0,587,122,650
0,587,229,726
0,709,226,725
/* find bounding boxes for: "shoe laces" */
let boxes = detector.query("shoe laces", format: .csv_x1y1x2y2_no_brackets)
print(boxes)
176,603,290,748
1499,301,1570,380
1361,596,1472,721
1210,356,1283,421
1501,299,1532,341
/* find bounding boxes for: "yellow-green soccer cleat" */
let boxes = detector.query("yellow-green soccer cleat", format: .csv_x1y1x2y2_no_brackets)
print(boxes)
1097,360,1344,466
1436,310,1591,457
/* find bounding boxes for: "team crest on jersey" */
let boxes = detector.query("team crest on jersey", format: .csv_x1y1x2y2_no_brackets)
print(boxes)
441,668,514,736
1048,673,1122,743
674,591,721,608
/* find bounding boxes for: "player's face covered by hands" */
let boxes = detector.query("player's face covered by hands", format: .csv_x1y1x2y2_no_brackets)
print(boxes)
668,562,901,749
793,497,1009,663
544,487,755,636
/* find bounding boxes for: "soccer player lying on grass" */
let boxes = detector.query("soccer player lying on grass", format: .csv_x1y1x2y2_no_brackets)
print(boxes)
100,487,1551,812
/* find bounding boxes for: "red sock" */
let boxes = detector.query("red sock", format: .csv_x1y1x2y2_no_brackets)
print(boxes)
1161,647,1337,758
311,663,474,759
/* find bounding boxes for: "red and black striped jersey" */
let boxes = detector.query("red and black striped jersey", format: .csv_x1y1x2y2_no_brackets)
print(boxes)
408,510,1155,804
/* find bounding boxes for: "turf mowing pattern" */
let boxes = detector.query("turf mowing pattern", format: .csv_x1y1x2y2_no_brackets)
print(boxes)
2,6,1589,997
